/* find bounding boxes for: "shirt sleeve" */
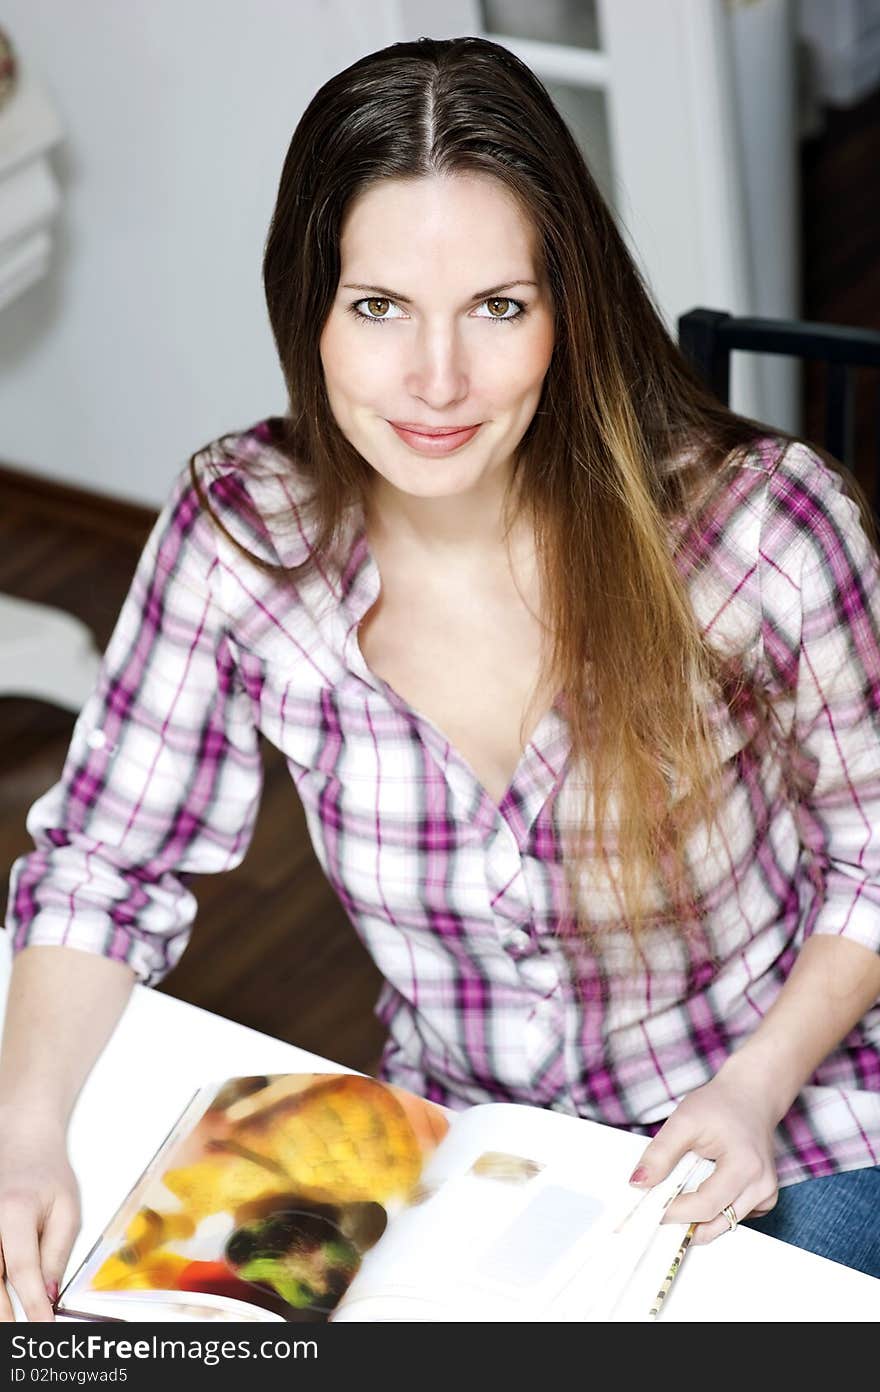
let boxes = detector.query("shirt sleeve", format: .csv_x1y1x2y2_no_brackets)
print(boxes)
762,443,880,955
3,461,264,986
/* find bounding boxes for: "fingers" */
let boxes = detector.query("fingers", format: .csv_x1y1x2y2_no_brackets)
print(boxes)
0,1256,14,1323
630,1081,781,1248
747,1197,779,1219
664,1148,773,1225
664,1162,736,1223
39,1191,81,1307
629,1114,694,1188
688,1185,779,1247
689,1193,749,1245
657,1141,778,1247
0,1198,58,1322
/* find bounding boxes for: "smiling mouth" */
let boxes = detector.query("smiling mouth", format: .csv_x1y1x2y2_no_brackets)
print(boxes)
388,422,482,436
387,421,483,455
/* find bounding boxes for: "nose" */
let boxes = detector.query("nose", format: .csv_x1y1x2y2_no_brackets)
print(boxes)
405,321,470,410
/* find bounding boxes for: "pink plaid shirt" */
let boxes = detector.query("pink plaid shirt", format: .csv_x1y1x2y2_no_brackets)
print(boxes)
6,421,880,1187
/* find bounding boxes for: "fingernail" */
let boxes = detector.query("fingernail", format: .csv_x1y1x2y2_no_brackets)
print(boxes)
46,1280,58,1305
629,1166,648,1185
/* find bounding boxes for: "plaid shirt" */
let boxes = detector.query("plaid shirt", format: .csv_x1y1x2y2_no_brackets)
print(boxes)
6,421,880,1187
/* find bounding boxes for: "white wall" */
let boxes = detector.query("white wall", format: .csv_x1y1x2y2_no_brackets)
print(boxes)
0,0,402,506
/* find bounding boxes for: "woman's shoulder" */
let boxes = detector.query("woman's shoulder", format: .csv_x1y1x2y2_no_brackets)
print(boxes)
181,415,323,570
681,433,875,647
690,434,865,563
725,434,871,577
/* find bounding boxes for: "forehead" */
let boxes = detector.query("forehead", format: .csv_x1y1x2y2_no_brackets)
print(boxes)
339,173,539,270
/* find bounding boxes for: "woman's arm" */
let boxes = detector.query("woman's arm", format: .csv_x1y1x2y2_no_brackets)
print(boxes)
718,933,880,1122
1,447,266,1318
633,933,880,1240
635,446,880,1240
0,945,136,1321
6,457,265,985
0,945,136,1126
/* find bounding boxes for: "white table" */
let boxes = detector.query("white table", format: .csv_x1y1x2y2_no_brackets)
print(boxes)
0,935,877,1322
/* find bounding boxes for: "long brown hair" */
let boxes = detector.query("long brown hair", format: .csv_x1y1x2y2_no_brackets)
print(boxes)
192,35,870,947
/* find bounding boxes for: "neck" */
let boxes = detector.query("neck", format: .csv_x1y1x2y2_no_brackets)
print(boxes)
365,463,524,558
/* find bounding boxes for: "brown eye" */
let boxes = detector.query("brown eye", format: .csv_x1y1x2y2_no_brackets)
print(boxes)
486,297,511,317
366,298,390,317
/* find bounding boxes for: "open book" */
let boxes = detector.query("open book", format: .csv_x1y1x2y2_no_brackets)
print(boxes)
57,1072,713,1323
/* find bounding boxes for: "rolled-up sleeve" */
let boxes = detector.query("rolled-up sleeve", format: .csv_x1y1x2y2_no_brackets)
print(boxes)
763,445,880,955
4,463,264,986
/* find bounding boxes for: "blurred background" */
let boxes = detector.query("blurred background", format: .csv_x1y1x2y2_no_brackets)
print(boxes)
1,0,878,1072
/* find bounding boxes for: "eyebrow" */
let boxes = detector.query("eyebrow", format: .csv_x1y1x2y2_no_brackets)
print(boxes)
341,279,539,304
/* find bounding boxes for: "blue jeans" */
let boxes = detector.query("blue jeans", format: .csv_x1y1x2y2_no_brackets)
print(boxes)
742,1165,880,1278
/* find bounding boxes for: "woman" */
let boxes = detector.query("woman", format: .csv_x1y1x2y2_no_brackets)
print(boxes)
2,36,879,1321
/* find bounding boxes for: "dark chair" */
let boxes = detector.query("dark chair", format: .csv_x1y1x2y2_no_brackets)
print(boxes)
678,307,880,516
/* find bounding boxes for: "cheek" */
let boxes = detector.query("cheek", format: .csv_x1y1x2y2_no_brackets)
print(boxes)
487,329,555,404
321,323,396,406
318,321,348,387
530,316,556,382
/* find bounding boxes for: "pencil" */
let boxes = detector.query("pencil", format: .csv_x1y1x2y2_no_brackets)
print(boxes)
648,1222,697,1319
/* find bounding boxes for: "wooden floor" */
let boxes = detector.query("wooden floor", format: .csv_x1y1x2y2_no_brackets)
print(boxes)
2,89,879,1076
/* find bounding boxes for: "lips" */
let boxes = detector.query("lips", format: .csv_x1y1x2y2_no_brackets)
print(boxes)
388,421,482,455
389,422,480,436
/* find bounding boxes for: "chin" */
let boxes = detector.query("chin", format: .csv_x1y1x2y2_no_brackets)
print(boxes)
376,465,488,499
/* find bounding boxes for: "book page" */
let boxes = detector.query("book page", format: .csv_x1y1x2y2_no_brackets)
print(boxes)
58,1072,450,1324
333,1103,708,1322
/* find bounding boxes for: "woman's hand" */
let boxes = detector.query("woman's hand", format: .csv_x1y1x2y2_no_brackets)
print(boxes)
0,1106,81,1321
629,1068,780,1245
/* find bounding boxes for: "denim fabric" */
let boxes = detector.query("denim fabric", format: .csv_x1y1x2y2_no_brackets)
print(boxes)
743,1165,880,1279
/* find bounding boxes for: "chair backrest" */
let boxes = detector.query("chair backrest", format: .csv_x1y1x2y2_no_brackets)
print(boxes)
678,307,880,514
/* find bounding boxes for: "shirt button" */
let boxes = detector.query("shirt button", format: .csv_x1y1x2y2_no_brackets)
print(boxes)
85,728,117,754
501,928,529,953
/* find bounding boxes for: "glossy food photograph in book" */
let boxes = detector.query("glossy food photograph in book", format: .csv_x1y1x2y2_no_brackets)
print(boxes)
57,1070,710,1323
58,1072,451,1322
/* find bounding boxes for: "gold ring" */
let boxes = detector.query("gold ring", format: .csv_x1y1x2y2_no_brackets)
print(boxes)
721,1203,738,1232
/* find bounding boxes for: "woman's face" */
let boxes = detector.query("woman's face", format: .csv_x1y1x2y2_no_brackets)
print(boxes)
319,172,555,502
